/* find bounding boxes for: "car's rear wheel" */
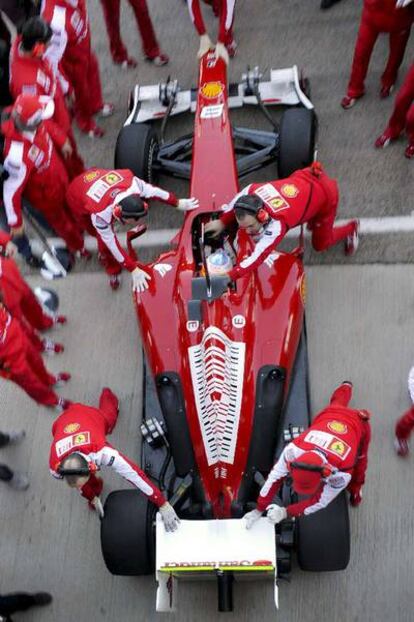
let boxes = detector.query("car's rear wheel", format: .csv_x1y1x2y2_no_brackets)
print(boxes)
101,490,156,575
114,123,159,183
277,108,316,178
296,491,350,571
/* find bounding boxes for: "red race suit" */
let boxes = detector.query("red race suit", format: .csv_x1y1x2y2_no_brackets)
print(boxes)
0,231,54,351
67,168,178,275
381,62,414,145
41,0,105,133
9,35,84,178
49,389,166,507
187,0,236,44
99,0,163,63
222,164,356,280
0,304,60,406
2,112,84,252
395,366,414,440
345,0,414,98
256,383,371,518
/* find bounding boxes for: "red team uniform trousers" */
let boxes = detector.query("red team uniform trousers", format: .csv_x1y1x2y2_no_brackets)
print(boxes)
383,62,414,144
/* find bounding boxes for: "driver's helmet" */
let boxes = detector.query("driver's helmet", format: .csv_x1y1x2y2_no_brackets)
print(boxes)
207,249,233,275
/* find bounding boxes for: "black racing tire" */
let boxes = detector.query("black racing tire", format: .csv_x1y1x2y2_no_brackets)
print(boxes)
101,490,156,576
296,491,350,571
277,108,316,178
114,123,159,183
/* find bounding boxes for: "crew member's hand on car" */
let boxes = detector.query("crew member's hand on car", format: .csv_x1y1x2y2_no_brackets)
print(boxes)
204,220,225,238
159,502,180,532
198,33,213,59
214,41,229,65
90,496,105,519
4,241,17,258
244,508,263,529
266,504,287,525
132,267,151,293
177,198,199,211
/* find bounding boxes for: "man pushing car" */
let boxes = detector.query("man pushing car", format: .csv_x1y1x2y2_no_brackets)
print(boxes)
66,167,198,290
244,381,371,527
49,388,180,532
204,162,359,281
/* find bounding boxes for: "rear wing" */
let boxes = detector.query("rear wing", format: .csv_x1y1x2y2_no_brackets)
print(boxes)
125,65,313,125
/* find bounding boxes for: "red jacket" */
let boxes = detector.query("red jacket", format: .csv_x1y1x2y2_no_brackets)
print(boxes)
67,168,178,271
49,403,166,507
1,113,68,227
222,166,338,280
257,406,371,518
188,0,235,43
364,0,414,29
9,36,72,135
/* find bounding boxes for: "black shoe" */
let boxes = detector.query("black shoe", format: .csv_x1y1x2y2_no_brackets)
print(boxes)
320,0,343,8
33,592,53,607
26,255,45,270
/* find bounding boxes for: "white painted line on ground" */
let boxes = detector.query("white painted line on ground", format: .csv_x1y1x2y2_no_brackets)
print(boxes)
34,215,414,254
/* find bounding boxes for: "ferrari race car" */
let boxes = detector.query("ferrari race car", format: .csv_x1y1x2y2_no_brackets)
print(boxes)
99,54,350,612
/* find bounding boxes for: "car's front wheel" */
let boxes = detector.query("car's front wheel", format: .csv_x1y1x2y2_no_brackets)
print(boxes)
114,123,159,183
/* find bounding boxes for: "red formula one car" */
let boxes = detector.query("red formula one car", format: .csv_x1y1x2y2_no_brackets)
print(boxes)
100,55,350,612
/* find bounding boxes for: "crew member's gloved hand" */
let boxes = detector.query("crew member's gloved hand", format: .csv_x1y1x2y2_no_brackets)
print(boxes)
5,241,17,257
132,267,151,293
349,485,363,507
214,41,229,65
159,502,180,532
177,197,199,211
198,33,213,59
266,504,287,525
396,0,414,7
204,219,225,238
90,496,105,519
244,508,263,529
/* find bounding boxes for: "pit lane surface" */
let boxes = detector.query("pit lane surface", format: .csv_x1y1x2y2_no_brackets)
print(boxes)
0,265,413,622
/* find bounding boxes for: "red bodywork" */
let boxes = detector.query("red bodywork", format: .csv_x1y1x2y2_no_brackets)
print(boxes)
134,55,305,518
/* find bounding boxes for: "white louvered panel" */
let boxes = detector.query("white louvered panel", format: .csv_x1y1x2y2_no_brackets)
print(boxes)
188,326,246,468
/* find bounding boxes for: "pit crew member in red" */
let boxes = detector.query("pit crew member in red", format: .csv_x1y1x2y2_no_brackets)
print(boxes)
187,0,236,62
49,389,180,532
9,17,84,178
341,0,414,108
0,303,70,409
99,0,168,68
375,62,414,159
41,0,113,136
244,382,371,527
394,366,414,456
0,231,65,354
1,94,85,253
205,163,359,281
66,168,198,291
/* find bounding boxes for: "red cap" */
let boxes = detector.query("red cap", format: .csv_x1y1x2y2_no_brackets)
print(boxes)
12,94,55,127
290,451,325,495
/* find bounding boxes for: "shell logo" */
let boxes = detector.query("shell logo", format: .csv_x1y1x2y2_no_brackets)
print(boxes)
201,81,223,99
281,184,299,198
64,423,80,434
83,171,99,183
327,421,348,435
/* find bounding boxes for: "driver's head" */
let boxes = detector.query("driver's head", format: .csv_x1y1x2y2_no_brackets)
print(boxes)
113,194,148,223
234,194,268,235
21,17,53,57
58,452,91,489
289,451,325,495
12,93,55,132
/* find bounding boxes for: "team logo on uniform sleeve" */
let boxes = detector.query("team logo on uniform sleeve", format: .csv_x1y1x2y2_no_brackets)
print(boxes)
327,420,348,435
63,422,80,434
103,171,122,186
327,439,347,457
281,184,299,198
73,432,90,446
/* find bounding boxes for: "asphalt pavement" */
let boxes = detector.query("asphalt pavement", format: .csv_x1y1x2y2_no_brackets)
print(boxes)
1,1,414,621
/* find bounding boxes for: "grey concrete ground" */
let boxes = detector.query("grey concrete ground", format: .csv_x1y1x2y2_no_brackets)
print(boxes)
1,265,414,622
